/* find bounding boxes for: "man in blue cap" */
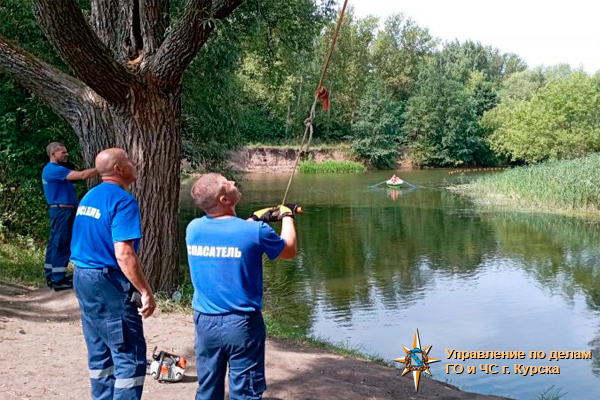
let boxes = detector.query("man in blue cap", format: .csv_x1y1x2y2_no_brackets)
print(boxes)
71,148,156,400
42,142,97,291
187,173,297,400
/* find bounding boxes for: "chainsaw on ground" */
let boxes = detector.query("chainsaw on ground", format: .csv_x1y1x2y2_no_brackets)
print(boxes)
150,347,186,382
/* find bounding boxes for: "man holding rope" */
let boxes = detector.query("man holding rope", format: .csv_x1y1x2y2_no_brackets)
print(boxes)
186,173,297,399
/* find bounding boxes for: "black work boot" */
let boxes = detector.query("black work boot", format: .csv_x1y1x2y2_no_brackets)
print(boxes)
52,278,73,292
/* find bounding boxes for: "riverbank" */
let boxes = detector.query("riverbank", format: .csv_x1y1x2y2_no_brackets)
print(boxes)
451,154,600,220
228,145,354,173
226,145,418,172
0,282,511,399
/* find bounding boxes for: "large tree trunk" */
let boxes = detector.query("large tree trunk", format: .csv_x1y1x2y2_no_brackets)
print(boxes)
117,84,182,290
76,85,182,291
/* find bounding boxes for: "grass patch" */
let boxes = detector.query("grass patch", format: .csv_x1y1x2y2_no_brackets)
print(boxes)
452,154,600,216
0,238,45,287
299,159,365,173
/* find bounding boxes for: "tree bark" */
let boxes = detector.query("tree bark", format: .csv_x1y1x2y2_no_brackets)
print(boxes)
90,0,140,63
112,83,182,290
141,0,171,57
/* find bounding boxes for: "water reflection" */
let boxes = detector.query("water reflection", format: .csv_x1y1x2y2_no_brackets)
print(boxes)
179,172,600,398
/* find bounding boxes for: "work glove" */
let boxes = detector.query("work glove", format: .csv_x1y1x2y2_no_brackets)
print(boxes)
250,206,277,222
274,204,295,220
282,203,300,216
250,204,300,222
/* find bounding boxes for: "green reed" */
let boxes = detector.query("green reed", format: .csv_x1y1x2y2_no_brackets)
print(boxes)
299,160,365,173
455,154,600,214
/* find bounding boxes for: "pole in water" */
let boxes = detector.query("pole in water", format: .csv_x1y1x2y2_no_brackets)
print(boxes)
369,180,388,188
370,178,421,189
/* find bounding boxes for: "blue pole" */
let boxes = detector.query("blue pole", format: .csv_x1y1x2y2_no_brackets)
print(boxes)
369,180,388,188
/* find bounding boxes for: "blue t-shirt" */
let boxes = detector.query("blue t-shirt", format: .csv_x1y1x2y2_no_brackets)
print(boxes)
186,216,286,314
70,183,141,270
42,162,77,205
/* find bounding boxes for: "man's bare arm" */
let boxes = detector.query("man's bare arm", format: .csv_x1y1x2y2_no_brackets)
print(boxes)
114,241,156,318
66,168,98,181
279,217,297,259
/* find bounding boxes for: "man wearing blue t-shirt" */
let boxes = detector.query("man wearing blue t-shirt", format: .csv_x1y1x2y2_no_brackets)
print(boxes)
42,142,97,290
187,173,297,400
71,148,156,400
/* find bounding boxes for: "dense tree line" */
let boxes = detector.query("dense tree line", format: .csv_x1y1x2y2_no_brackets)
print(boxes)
2,0,600,243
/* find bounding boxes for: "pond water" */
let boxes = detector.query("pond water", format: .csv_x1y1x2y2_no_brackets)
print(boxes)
180,170,600,399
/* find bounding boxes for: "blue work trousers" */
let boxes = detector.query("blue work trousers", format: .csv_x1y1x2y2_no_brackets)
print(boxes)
44,207,75,283
194,311,267,400
74,267,147,400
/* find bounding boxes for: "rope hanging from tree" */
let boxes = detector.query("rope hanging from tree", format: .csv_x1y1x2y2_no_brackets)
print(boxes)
281,0,349,205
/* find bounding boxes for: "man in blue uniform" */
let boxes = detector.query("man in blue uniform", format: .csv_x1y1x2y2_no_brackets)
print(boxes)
71,148,156,400
42,142,97,290
187,173,297,400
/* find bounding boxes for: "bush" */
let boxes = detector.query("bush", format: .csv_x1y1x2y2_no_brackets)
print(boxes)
484,71,600,163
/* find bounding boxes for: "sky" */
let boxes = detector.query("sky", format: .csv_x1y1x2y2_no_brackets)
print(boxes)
351,0,600,74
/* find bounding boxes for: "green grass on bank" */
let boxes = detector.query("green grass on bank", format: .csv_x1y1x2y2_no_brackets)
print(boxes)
299,159,365,173
0,238,46,287
453,154,600,216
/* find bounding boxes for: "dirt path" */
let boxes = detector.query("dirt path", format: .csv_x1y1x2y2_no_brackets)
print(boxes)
0,283,510,400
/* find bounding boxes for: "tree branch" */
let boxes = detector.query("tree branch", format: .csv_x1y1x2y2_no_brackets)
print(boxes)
0,35,86,126
32,0,132,104
141,0,171,57
90,0,141,63
148,0,245,88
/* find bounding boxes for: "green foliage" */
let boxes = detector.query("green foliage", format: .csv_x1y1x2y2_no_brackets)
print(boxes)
235,0,333,143
371,13,437,101
182,22,244,174
310,9,378,142
0,0,65,67
435,40,526,84
484,70,600,163
400,41,525,167
351,78,403,168
299,159,364,173
403,67,488,166
499,68,546,101
460,154,600,213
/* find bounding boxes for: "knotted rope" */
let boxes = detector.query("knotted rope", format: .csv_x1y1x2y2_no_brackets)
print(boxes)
281,0,349,204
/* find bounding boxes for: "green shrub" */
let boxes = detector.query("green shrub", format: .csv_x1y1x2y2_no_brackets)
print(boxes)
484,70,600,163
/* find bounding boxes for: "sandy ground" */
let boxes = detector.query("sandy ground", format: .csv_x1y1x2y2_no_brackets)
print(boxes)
0,282,511,400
